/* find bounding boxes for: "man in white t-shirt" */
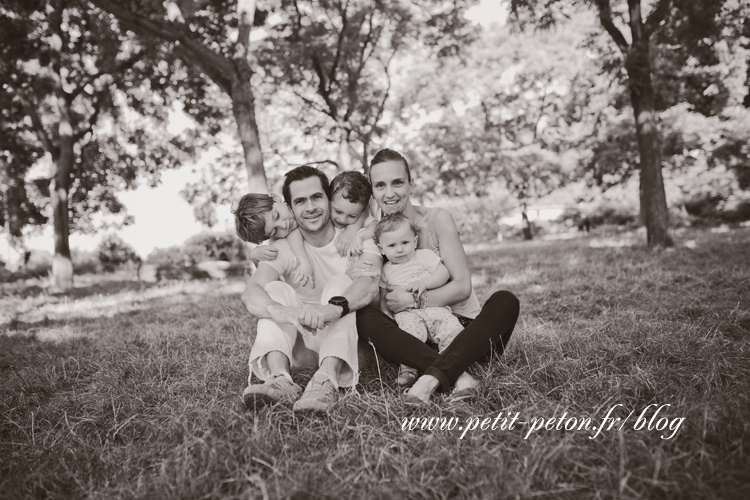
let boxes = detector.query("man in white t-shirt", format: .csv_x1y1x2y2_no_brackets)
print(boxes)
240,165,382,413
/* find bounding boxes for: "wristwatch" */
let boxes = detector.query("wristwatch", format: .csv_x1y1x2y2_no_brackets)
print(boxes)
328,296,349,318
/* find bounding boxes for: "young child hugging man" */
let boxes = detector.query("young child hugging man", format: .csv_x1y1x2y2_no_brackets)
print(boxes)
375,213,469,387
329,170,377,258
233,170,376,285
233,193,317,287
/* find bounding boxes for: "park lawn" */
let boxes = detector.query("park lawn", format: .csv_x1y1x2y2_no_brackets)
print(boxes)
1,227,749,499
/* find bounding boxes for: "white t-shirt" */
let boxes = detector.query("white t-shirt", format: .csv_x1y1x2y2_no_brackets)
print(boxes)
260,227,380,305
380,249,442,290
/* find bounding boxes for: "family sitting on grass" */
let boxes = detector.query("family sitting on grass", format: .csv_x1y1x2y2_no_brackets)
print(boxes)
234,148,520,412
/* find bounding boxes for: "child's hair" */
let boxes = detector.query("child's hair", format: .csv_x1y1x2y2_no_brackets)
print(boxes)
232,193,275,244
330,170,372,208
374,212,417,244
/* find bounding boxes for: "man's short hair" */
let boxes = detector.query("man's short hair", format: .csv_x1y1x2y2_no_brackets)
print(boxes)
282,165,332,205
330,171,372,208
374,212,417,244
232,193,275,244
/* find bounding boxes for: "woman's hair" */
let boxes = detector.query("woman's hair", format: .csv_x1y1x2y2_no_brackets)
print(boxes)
374,212,417,244
232,193,275,244
369,148,411,183
282,165,332,205
330,171,372,208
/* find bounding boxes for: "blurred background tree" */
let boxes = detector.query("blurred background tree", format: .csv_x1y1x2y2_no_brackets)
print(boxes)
1,0,191,290
2,0,749,279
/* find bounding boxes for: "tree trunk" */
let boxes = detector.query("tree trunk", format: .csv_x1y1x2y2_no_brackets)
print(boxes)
49,148,74,292
231,67,266,193
338,125,353,171
625,36,673,247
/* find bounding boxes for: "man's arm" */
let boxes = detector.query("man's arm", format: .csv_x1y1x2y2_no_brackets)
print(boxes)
297,251,383,330
241,262,307,332
241,263,283,318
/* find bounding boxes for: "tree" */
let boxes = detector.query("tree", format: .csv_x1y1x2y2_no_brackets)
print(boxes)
507,0,679,245
256,0,477,173
1,0,187,290
399,18,585,202
90,0,269,193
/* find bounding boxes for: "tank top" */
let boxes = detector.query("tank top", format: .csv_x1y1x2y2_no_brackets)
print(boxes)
415,207,481,319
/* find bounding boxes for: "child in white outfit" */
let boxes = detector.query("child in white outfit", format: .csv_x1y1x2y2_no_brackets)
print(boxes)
375,213,464,386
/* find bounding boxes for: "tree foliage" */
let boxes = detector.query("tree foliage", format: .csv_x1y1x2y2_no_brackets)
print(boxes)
0,0,189,289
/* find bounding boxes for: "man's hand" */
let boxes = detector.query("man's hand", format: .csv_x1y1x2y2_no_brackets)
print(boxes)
267,304,307,334
298,304,342,333
345,257,380,280
385,286,416,314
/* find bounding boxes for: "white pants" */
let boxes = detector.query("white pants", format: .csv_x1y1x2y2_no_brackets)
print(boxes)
248,275,359,387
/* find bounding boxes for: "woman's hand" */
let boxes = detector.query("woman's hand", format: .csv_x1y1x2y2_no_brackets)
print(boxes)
385,286,415,314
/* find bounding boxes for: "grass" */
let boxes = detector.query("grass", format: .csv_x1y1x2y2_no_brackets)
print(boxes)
1,227,749,499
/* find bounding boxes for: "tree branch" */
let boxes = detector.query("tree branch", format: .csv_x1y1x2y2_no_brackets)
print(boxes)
593,0,629,55
644,0,671,36
328,0,349,91
90,0,233,86
17,92,55,153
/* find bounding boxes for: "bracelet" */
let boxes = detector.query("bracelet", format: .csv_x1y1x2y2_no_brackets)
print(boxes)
419,291,427,309
411,290,419,309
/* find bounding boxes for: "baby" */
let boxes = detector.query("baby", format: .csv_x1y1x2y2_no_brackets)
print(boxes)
375,213,465,387
233,171,375,287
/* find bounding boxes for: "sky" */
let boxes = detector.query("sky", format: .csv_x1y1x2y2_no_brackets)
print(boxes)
14,0,509,261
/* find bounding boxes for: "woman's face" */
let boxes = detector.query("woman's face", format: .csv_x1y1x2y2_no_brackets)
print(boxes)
262,201,296,240
370,160,411,215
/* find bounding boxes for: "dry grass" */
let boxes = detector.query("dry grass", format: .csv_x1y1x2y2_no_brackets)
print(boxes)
1,227,749,499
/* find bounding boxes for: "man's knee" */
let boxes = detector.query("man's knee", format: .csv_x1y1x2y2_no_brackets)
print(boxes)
320,274,353,303
264,281,297,305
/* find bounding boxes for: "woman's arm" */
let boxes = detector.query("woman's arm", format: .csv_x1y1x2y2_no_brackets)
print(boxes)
424,209,473,306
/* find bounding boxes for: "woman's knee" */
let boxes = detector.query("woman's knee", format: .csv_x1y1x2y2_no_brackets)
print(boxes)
486,290,520,317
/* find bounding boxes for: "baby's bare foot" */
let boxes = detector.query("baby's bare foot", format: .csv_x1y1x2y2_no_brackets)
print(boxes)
405,375,440,402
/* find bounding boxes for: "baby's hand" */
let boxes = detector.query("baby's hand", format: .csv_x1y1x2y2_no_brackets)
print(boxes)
293,262,315,288
347,233,364,257
251,245,278,262
406,280,427,295
335,231,355,257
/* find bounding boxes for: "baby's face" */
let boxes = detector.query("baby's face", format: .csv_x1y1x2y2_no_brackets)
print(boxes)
263,201,296,240
377,223,417,265
330,193,365,229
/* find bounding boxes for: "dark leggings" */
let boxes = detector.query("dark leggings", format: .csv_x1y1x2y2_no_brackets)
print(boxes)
356,290,520,391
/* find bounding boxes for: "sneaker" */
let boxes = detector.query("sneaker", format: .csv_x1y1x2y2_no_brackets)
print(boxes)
397,365,419,387
293,372,339,413
242,375,302,409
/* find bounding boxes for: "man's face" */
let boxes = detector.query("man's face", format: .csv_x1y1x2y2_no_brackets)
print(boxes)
288,176,331,234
